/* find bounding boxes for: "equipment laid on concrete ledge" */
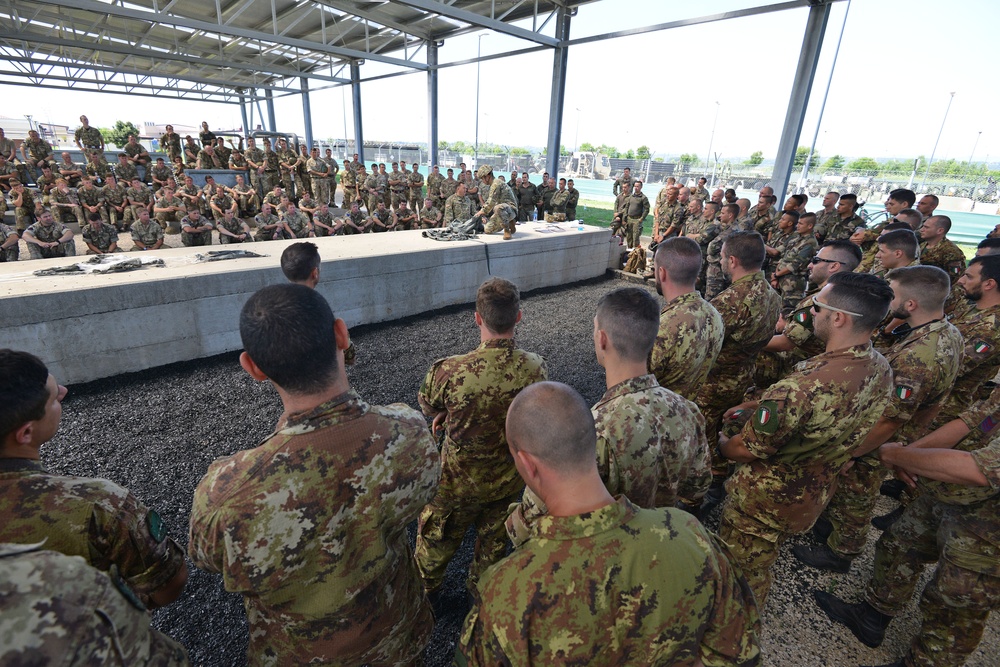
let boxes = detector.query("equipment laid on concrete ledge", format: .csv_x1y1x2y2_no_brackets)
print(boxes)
0,224,619,385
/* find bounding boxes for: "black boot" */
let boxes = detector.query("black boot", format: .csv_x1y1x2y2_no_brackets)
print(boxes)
812,515,832,542
792,544,852,573
814,590,893,648
699,478,727,518
880,478,907,500
871,505,905,531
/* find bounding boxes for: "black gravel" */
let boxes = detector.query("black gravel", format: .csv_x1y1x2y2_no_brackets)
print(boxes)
42,274,616,667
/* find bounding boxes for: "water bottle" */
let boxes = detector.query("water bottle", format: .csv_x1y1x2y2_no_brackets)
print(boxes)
532,210,537,221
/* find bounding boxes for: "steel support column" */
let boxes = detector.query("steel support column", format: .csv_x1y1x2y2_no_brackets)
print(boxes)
427,41,439,167
264,89,277,132
301,77,314,149
238,90,251,138
769,1,831,203
544,7,571,178
351,61,365,163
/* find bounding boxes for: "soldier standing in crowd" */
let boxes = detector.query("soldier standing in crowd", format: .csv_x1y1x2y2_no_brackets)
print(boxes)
460,381,761,666
612,166,633,197
415,278,547,597
407,162,424,213
565,178,579,221
770,211,820,313
620,180,650,251
189,284,440,666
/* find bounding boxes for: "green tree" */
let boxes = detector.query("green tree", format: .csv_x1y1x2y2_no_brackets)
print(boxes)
560,144,570,156
846,157,879,172
678,153,698,166
100,120,141,148
744,150,764,166
819,154,845,170
636,145,651,160
438,140,450,150
579,142,596,152
597,144,620,158
510,147,530,155
793,146,820,169
625,149,635,159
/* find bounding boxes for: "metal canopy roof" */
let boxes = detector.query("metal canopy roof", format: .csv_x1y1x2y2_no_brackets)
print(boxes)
0,0,593,103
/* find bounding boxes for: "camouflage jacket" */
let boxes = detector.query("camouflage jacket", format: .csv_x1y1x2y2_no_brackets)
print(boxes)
813,208,840,241
25,221,70,244
75,125,103,149
388,169,407,193
482,178,517,216
102,183,128,208
825,213,863,246
24,137,55,162
728,343,892,534
703,271,781,380
0,543,190,666
775,232,819,291
188,389,440,666
919,238,966,284
306,157,328,178
623,192,650,221
418,338,547,503
115,162,139,184
82,222,119,252
131,219,164,247
426,172,443,198
549,188,570,213
613,173,634,196
444,194,474,225
649,291,724,401
0,458,185,607
284,211,312,236
419,205,442,227
749,205,774,237
77,185,104,209
780,289,826,361
461,497,761,667
937,303,1000,424
160,132,182,160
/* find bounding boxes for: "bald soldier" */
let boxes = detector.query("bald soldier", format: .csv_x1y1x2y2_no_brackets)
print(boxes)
506,287,713,544
459,381,761,667
415,278,547,596
649,237,725,401
189,284,440,665
717,272,894,605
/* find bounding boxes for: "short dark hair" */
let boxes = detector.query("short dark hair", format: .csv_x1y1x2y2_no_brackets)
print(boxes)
280,242,320,284
476,277,521,334
704,201,720,216
888,188,916,207
239,284,338,395
885,265,951,310
788,194,805,207
781,210,800,224
799,212,816,226
977,237,1000,252
722,230,766,271
655,236,702,285
0,350,50,440
877,229,918,260
722,203,739,218
821,239,863,270
595,288,659,362
927,215,952,233
840,193,858,203
824,272,892,331
970,255,1000,284
921,194,940,206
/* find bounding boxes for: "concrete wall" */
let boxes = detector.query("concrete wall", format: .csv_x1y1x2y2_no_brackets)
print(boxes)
0,225,618,384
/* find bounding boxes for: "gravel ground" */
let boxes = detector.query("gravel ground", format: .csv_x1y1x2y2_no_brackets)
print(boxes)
40,274,998,666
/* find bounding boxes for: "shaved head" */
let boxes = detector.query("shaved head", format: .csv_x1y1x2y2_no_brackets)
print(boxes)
506,382,595,473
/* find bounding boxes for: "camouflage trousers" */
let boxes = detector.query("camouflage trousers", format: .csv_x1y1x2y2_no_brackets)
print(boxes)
27,239,76,260
295,173,311,200
624,216,644,249
311,178,330,207
14,206,34,232
866,494,1000,667
53,205,85,226
280,170,294,196
704,263,730,300
390,190,406,210
415,490,520,594
718,504,783,607
181,230,212,246
823,455,885,558
483,203,517,235
753,350,791,390
260,171,279,194
408,192,422,213
695,367,754,478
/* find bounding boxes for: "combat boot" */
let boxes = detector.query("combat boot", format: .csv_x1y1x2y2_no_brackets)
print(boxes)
792,544,852,573
872,505,905,531
503,221,513,240
880,478,906,500
812,515,833,542
814,590,893,648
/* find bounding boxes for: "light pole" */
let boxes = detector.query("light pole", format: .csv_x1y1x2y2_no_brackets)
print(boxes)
968,130,982,166
474,33,487,169
705,101,719,176
920,91,956,191
574,107,580,153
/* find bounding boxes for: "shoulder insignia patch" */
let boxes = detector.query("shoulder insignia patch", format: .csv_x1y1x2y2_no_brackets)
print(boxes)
794,309,812,326
979,414,1000,435
975,340,992,355
753,400,780,436
146,510,167,542
895,385,913,400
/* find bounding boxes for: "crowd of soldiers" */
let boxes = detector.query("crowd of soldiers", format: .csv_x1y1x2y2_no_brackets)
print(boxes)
0,116,595,262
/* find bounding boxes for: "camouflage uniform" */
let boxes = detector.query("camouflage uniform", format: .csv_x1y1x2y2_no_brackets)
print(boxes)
691,185,710,202
189,389,440,667
441,192,473,227
0,222,18,262
253,211,283,241
196,148,224,170
342,208,368,235
920,238,967,285
753,289,825,388
150,163,173,187
11,187,37,232
612,172,634,196
439,176,458,208
936,303,1000,425
719,343,893,604
694,271,781,448
649,291,725,401
0,458,185,607
621,190,651,249
460,497,761,667
312,210,336,237
208,192,235,222
217,216,251,244
22,136,58,171
824,319,964,560
278,147,297,194
25,220,76,259
75,126,104,152
160,131,182,162
126,185,153,225
283,210,313,238
407,169,425,211
566,185,579,221
749,205,774,238
388,168,407,209
179,215,212,247
426,170,443,208
703,219,753,300
419,204,442,229
82,221,119,254
86,154,114,183
415,339,547,593
394,206,417,231
244,146,265,191
115,160,139,185
260,148,281,192
814,208,841,241
50,187,85,225
307,156,330,206
548,188,570,220
231,183,258,216
0,543,190,666
131,218,164,249
774,231,819,313
481,177,519,236
102,181,130,229
155,195,185,227
368,207,393,233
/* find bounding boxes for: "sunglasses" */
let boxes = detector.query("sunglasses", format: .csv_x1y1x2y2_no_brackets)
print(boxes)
809,256,839,264
812,297,863,317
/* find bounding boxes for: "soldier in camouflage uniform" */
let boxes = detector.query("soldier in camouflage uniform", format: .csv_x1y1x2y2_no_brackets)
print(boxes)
341,200,369,235
919,215,967,285
208,185,237,223
612,166,633,197
23,210,76,260
0,349,187,609
425,164,443,209
477,166,519,239
312,202,336,237
323,149,338,205
149,159,173,190
125,178,153,227
718,272,894,605
229,174,258,217
507,289,712,546
189,284,440,666
439,168,458,209
182,136,199,168
415,278,547,594
305,147,330,207
34,166,58,203
160,125,182,163
154,187,185,232
813,191,840,241
771,212,820,313
277,140,297,195
620,179,650,250
49,179,86,225
9,181,36,232
547,178,570,221
703,203,750,299
796,266,963,573
367,200,394,232
460,381,760,667
101,174,129,230
122,135,150,179
260,139,281,193
566,179,579,221
283,202,314,238
81,213,120,254
0,543,190,666
649,237,725,401
130,208,164,251
74,115,104,154
213,137,232,170
393,200,416,231
407,163,424,212
58,151,85,188
419,197,442,228
694,232,781,477
20,129,58,176
86,150,114,184
387,162,407,210
244,137,265,193
253,203,287,241
0,222,18,262
816,389,1000,664
216,209,252,244
179,208,213,247
748,193,775,237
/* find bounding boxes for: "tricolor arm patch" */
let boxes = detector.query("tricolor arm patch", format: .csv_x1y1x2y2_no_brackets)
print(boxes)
895,385,914,400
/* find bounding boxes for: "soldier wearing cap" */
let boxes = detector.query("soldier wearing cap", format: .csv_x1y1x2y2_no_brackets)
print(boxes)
475,165,519,240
